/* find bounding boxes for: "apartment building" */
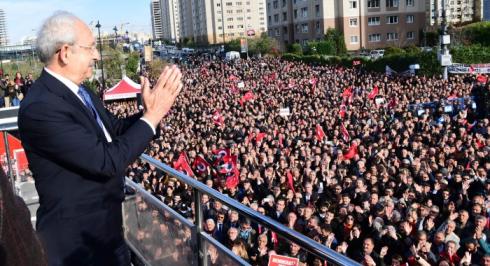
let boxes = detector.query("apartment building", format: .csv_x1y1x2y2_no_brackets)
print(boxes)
161,0,182,43
0,9,8,46
152,0,268,45
427,0,482,27
150,0,164,40
267,0,425,51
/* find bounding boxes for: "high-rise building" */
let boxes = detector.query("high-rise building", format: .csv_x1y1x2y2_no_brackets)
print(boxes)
150,0,164,40
0,9,8,46
161,0,182,43
427,0,482,27
267,0,425,51
156,0,267,45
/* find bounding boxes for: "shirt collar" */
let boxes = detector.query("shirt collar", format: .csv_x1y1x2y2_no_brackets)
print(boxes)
44,67,81,97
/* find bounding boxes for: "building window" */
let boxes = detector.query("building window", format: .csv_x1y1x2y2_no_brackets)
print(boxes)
227,10,233,14
350,18,358,27
237,9,243,13
349,1,357,9
227,25,234,29
226,2,232,6
301,7,308,18
407,31,414,39
367,0,380,8
387,32,398,40
386,0,399,7
275,28,280,36
315,5,320,17
301,24,308,33
350,36,359,43
274,14,279,23
283,12,287,21
282,0,287,7
368,16,381,25
406,15,414,23
368,33,381,42
294,9,298,19
273,0,278,8
387,15,399,24
236,2,242,6
316,21,321,33
227,17,233,21
406,0,415,6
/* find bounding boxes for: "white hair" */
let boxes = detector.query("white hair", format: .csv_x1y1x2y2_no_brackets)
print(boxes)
36,11,79,64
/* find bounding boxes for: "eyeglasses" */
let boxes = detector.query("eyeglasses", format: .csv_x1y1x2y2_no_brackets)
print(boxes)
74,43,98,53
56,43,98,54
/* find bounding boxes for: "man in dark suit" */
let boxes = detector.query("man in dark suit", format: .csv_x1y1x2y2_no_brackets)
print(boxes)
18,11,182,266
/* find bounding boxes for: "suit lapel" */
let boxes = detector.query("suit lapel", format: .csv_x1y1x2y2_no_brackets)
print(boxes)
38,71,108,139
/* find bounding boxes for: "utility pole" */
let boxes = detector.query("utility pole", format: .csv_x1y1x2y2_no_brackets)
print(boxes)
439,0,452,80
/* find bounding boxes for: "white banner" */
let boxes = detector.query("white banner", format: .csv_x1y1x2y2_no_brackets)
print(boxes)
448,63,490,74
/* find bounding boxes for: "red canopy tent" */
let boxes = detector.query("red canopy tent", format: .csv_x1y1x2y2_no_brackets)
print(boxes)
103,76,141,101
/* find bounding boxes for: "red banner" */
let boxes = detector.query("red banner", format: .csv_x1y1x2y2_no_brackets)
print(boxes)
268,254,299,266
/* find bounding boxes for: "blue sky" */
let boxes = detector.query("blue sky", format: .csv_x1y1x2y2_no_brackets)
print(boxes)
0,0,152,44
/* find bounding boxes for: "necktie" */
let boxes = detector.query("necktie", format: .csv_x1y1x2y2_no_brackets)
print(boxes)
77,86,105,131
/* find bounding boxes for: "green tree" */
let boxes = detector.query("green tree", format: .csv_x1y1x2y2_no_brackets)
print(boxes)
102,45,124,84
225,39,241,52
287,43,303,55
125,52,140,82
324,28,346,55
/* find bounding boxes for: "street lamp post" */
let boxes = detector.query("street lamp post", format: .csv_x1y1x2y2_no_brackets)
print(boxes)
113,26,118,46
95,21,105,91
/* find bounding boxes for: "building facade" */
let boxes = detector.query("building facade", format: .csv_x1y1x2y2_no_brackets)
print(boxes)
267,0,425,51
0,9,8,46
427,0,482,27
482,0,490,21
154,0,268,45
161,0,182,43
150,0,164,40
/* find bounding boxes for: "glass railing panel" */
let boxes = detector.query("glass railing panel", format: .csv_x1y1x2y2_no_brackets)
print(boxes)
123,180,198,265
201,232,251,266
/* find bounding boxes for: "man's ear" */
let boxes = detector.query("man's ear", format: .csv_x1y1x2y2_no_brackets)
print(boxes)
58,45,71,65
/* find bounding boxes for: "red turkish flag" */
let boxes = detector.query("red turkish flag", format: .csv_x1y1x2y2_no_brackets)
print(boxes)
212,110,225,127
212,148,230,161
469,66,475,74
342,87,353,98
256,132,266,143
192,155,210,175
173,152,194,177
342,143,358,160
239,91,255,106
225,157,240,189
477,75,487,83
368,86,379,100
217,155,236,174
341,123,350,143
315,124,326,142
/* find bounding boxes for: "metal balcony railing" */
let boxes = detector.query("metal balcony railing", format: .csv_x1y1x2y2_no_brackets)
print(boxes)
125,154,361,266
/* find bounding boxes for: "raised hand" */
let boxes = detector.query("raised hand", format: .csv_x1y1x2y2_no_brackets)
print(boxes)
141,65,183,128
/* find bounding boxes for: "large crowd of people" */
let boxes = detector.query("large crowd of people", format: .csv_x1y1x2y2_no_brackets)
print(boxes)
116,55,490,266
8,53,488,265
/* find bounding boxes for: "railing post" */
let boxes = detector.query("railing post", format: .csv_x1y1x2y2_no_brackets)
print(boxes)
3,131,15,193
194,188,207,266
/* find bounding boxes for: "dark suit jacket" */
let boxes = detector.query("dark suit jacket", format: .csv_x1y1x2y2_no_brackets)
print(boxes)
18,70,155,265
0,168,47,266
